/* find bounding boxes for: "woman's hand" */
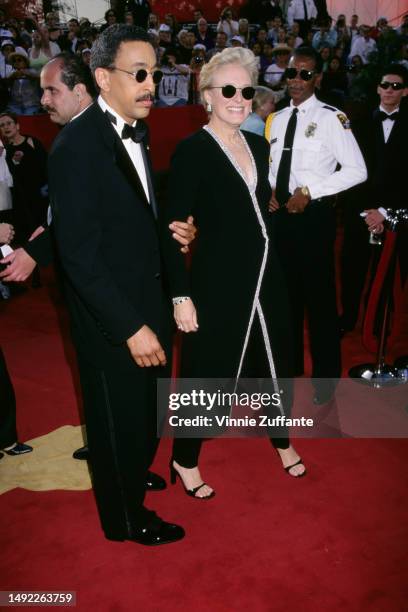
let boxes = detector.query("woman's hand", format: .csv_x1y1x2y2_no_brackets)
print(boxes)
174,298,199,333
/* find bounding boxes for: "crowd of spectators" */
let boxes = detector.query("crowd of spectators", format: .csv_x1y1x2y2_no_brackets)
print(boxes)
0,3,407,112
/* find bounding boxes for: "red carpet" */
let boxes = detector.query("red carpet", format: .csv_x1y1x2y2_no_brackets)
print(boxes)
1,268,407,612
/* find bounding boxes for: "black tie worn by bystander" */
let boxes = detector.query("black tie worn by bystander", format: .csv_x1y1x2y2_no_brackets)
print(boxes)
378,111,399,121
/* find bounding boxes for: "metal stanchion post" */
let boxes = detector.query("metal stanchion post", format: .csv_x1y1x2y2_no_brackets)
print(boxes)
349,209,408,388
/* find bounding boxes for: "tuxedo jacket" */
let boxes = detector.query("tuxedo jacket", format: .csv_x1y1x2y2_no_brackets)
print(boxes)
48,102,170,369
351,107,408,211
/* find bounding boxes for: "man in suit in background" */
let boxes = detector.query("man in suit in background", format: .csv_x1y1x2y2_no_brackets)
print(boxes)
340,64,408,334
0,53,96,282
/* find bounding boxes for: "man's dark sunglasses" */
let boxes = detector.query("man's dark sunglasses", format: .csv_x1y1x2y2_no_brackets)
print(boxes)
379,81,404,90
111,66,163,85
284,68,316,81
209,85,256,99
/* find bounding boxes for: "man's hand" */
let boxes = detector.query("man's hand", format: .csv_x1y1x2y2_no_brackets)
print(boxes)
174,298,198,333
169,215,197,254
126,325,167,368
29,225,45,241
268,189,280,213
286,188,310,214
0,223,14,244
0,248,36,282
364,208,385,232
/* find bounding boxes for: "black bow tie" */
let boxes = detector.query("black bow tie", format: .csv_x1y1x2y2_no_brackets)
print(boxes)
379,111,399,122
106,109,147,143
121,121,147,143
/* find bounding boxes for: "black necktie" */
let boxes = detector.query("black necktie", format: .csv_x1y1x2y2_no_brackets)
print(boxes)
275,107,298,206
106,109,147,143
379,111,398,122
303,0,308,20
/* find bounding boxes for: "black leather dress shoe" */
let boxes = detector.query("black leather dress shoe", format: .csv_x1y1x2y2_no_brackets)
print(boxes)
72,445,89,460
107,519,185,546
146,471,166,491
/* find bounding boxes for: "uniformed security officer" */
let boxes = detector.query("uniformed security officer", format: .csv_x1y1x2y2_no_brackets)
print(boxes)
266,46,367,402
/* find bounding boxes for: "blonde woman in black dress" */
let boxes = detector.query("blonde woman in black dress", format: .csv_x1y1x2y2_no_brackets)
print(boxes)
162,48,306,499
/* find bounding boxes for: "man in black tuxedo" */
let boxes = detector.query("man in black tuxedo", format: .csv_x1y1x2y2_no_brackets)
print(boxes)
37,26,191,546
340,64,408,333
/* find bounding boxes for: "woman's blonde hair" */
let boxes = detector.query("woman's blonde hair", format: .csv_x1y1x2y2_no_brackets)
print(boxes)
199,47,259,98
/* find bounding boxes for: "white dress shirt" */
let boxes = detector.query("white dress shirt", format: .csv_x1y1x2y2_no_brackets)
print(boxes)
377,105,400,219
268,94,367,199
97,95,150,203
379,104,399,143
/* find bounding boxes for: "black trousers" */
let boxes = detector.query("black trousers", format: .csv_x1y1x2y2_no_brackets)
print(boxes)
76,352,166,539
274,200,341,381
172,316,291,469
0,347,18,449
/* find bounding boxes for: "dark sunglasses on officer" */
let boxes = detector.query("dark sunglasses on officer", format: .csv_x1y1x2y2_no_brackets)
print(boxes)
284,68,316,81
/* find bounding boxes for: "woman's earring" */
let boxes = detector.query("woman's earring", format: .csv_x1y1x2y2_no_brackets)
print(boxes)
206,102,212,112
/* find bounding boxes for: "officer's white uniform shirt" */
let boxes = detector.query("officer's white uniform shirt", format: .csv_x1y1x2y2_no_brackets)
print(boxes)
287,0,317,27
268,94,367,199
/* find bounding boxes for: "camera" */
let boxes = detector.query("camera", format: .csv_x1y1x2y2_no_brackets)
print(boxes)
193,56,204,63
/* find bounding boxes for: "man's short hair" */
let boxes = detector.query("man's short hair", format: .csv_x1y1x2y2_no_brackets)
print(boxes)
90,24,150,74
292,46,324,73
53,52,97,97
380,63,408,86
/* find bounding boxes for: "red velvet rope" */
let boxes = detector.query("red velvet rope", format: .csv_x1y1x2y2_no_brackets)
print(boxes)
362,230,399,354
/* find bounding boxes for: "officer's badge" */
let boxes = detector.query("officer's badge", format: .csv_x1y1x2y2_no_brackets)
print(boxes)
337,113,351,129
305,122,317,137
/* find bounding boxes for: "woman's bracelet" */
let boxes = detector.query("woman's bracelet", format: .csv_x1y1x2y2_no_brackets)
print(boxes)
172,296,190,305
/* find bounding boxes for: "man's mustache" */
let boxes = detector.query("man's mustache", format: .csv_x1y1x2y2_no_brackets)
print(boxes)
43,104,56,113
136,93,154,102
